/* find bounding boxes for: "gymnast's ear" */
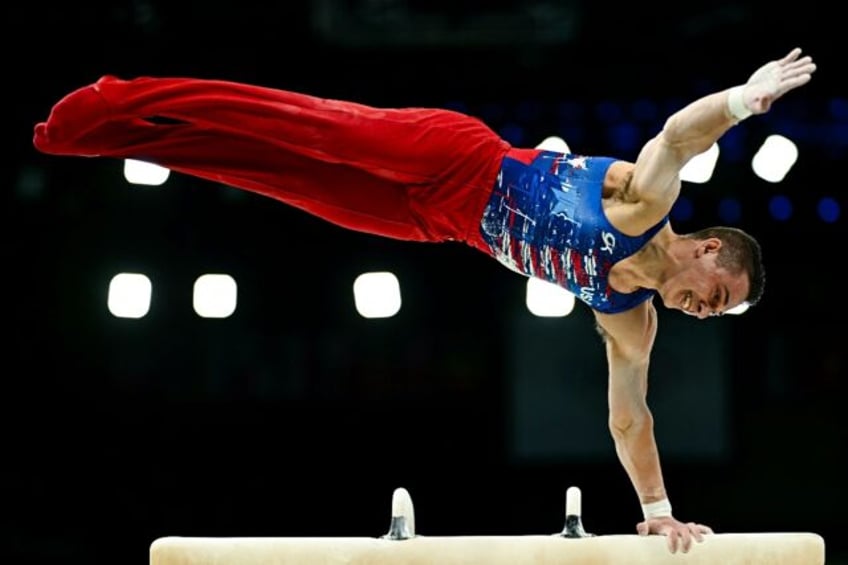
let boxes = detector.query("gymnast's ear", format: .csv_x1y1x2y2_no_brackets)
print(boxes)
695,237,722,257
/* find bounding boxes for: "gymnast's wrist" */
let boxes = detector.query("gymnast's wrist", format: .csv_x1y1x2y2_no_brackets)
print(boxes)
641,498,673,520
727,85,752,122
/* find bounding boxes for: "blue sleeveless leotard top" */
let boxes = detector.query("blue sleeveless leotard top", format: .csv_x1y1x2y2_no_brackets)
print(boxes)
478,150,668,314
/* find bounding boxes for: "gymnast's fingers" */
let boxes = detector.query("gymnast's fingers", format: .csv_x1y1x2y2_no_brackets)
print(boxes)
665,527,682,553
697,523,715,535
780,47,802,64
688,522,705,543
678,526,694,553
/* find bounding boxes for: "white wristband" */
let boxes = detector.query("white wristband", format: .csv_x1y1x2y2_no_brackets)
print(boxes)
641,498,673,520
727,85,752,121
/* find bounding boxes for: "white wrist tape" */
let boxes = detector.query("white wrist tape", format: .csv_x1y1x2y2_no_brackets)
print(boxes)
641,498,673,520
727,85,752,121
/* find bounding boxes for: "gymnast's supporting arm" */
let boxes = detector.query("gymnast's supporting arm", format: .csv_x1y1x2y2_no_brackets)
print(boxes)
594,302,709,554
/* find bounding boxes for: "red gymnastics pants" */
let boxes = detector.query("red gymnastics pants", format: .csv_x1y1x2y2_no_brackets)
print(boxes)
33,75,538,252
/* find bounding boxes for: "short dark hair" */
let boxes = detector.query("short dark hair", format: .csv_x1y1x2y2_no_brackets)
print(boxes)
686,226,765,307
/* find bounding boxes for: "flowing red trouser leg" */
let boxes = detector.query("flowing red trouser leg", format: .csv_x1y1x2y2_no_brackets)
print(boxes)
33,75,510,242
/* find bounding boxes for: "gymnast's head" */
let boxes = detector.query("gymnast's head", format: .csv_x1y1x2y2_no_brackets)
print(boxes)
656,226,765,319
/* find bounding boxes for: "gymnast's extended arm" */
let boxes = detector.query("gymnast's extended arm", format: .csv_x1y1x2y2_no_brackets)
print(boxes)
621,48,816,235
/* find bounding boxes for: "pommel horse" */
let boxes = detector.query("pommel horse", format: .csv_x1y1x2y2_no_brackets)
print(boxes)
150,486,825,564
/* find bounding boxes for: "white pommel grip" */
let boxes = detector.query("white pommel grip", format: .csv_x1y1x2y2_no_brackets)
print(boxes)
392,487,413,520
566,486,581,517
560,486,593,538
384,487,415,540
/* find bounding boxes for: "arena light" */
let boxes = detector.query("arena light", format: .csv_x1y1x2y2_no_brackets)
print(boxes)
751,135,798,183
679,143,719,184
768,195,793,221
536,136,571,154
817,196,840,223
353,271,402,319
124,158,171,186
107,272,152,319
526,277,575,317
193,274,238,319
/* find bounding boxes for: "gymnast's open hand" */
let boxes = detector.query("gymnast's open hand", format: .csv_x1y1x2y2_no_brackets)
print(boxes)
636,515,714,553
740,47,816,115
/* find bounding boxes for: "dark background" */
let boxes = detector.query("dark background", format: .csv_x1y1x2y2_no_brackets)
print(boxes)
5,1,846,564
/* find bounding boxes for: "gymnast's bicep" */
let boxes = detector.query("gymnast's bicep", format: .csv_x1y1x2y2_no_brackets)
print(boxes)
594,303,657,424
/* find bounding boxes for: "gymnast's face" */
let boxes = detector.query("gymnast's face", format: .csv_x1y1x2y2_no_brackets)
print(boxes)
658,238,750,319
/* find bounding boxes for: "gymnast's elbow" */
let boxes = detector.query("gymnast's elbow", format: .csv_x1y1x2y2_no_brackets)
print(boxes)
608,403,654,440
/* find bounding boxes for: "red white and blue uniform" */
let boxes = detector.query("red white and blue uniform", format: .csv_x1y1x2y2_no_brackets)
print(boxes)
479,151,667,313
